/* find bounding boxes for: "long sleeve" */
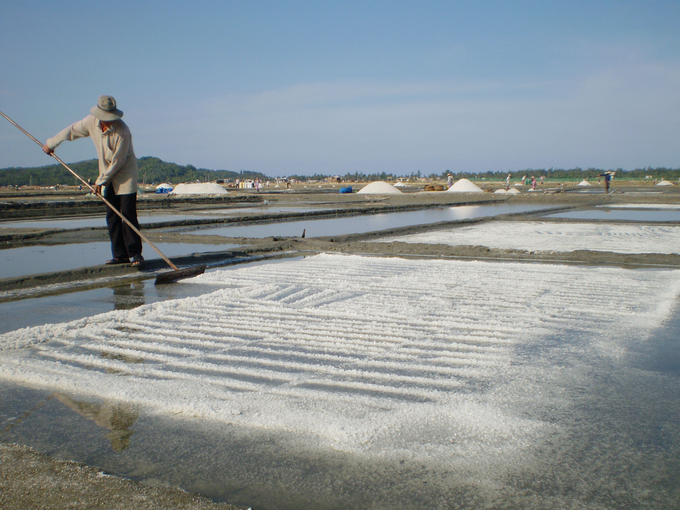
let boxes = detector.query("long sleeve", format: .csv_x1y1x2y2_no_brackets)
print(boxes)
46,117,92,149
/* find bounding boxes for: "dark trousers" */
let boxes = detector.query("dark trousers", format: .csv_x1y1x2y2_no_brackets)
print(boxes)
104,186,142,259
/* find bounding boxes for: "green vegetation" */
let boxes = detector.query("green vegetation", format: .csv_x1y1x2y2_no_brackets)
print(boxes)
0,157,269,187
440,167,680,182
1,158,678,187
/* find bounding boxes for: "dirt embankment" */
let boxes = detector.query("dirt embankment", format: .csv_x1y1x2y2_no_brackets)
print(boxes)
0,442,244,510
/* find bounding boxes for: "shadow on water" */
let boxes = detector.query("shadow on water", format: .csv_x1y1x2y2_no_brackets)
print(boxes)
1,389,139,454
639,304,680,377
54,393,139,452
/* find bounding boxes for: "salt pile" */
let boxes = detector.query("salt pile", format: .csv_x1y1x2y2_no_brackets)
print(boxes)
578,180,591,186
446,178,483,193
171,183,228,195
393,182,407,187
494,189,507,194
155,183,173,190
507,187,520,194
357,181,402,194
656,180,674,186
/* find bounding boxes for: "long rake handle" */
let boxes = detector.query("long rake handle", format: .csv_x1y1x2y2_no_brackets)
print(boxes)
0,110,180,271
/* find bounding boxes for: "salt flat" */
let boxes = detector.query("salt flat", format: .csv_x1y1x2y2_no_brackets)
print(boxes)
377,221,680,254
2,254,679,478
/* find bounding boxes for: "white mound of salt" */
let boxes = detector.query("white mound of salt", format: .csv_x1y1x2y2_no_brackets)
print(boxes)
393,182,407,187
494,189,507,194
656,180,674,186
578,180,591,186
357,181,403,194
446,178,484,193
156,183,173,190
171,183,228,195
507,187,520,194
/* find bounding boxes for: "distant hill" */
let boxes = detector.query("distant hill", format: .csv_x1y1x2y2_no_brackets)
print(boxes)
0,157,271,187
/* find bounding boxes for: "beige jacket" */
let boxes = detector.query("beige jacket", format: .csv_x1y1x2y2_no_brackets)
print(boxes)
47,115,138,194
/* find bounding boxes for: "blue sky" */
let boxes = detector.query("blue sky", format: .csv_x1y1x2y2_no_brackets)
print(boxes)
1,1,679,176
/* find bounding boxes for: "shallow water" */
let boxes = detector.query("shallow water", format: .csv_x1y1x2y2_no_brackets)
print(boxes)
545,208,680,222
184,203,557,238
0,260,282,334
0,207,330,230
0,242,239,279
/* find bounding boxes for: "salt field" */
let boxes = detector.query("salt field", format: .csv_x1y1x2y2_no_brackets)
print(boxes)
377,221,680,254
545,208,680,222
2,254,680,508
602,203,680,210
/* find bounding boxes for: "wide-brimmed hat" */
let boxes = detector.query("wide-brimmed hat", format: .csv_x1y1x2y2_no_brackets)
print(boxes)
90,95,123,121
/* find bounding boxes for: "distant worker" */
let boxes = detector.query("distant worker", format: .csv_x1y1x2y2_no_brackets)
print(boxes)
447,173,453,188
506,173,511,190
43,96,143,266
521,175,527,185
600,171,612,194
531,175,537,191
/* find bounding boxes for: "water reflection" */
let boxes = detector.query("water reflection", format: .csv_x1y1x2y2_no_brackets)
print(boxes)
185,204,558,238
0,207,332,230
112,281,146,311
0,241,238,279
55,393,139,452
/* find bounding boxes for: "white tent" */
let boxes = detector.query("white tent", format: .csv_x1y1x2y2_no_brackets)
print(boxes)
446,178,484,193
357,182,403,194
155,183,173,194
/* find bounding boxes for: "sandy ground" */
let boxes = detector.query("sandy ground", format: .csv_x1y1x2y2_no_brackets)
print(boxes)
1,179,679,508
0,443,244,509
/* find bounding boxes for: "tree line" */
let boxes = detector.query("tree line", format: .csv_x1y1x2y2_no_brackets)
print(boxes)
1,158,679,187
0,157,269,187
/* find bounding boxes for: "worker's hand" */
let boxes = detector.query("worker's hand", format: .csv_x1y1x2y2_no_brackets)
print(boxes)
42,144,54,155
94,184,103,195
